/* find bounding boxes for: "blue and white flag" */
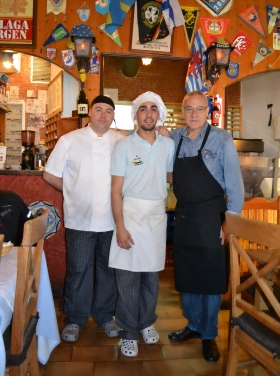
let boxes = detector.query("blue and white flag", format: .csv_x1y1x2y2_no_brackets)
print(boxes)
185,29,207,93
162,0,184,35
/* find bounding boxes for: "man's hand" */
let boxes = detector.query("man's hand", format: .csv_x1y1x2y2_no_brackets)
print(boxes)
220,221,229,245
156,126,170,138
116,226,135,249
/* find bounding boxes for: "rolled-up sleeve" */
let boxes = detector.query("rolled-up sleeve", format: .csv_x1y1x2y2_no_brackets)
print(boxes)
223,138,244,215
110,139,127,177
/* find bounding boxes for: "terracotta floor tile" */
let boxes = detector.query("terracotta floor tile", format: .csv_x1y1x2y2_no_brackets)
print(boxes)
143,359,196,376
94,361,144,376
154,318,187,331
73,331,96,346
118,344,164,361
188,356,224,375
48,345,72,362
162,343,203,359
155,309,170,319
95,332,121,346
166,308,184,319
217,328,229,342
43,362,94,376
71,345,118,362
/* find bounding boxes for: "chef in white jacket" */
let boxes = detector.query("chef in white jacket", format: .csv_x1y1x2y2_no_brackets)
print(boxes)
109,92,174,357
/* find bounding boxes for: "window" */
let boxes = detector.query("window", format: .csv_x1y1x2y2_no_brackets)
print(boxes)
30,56,51,84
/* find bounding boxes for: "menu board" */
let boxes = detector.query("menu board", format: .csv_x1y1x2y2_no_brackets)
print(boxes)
5,102,25,166
47,71,63,118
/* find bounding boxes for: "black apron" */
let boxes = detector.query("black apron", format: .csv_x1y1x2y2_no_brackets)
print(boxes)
172,125,227,295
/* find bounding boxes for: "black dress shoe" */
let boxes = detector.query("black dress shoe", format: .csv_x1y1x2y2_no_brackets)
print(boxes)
202,339,220,362
168,326,200,342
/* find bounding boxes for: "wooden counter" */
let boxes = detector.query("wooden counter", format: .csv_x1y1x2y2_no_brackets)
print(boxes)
0,170,66,296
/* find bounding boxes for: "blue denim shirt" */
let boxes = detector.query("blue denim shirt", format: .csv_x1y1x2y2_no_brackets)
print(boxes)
170,122,244,215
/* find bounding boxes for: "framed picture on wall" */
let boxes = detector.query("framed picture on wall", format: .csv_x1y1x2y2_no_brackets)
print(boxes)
130,5,173,55
0,0,37,48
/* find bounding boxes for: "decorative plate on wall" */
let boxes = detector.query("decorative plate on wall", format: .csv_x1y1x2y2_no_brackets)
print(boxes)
28,201,61,239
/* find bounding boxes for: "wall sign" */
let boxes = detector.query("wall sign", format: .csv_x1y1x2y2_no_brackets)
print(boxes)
195,0,233,17
0,0,36,48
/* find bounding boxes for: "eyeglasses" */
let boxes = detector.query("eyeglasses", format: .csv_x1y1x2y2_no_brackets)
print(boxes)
184,106,208,114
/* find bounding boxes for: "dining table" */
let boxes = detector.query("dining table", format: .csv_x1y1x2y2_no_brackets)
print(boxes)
0,247,60,376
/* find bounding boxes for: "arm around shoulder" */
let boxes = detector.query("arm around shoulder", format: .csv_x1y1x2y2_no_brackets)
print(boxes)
43,171,63,191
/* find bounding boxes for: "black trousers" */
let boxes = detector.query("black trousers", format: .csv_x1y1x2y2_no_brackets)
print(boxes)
63,229,117,327
115,269,159,340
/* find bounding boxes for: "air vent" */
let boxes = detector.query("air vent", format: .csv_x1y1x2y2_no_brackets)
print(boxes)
31,56,51,84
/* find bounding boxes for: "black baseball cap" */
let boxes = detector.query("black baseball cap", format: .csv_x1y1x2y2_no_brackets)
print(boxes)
91,95,115,109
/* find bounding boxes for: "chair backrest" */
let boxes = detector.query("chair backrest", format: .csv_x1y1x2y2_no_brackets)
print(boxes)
9,209,48,375
225,212,280,374
0,234,3,259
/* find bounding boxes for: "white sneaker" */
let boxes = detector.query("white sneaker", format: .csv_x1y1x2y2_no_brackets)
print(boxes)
140,325,159,344
101,320,120,337
61,324,79,342
121,339,138,357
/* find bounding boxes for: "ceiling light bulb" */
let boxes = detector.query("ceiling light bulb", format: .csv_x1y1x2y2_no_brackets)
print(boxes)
3,61,12,69
142,58,152,66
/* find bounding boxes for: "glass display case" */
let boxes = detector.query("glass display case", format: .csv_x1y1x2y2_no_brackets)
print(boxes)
239,156,280,199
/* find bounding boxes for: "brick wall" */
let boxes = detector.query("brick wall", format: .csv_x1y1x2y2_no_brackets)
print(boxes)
227,81,241,106
6,54,48,127
103,56,189,103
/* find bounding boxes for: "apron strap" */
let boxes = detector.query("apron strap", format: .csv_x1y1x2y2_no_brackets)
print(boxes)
175,133,184,160
198,124,211,153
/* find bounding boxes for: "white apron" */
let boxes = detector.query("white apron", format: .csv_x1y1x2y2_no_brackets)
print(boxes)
109,196,167,272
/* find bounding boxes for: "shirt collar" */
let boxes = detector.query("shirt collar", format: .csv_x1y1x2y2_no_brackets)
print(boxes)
87,123,110,140
132,129,162,143
182,121,209,139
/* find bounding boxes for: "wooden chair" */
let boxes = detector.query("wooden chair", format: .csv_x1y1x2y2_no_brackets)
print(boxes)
7,209,48,376
225,212,280,376
0,234,4,258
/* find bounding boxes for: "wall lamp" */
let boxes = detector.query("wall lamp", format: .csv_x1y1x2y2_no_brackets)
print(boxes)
142,58,152,66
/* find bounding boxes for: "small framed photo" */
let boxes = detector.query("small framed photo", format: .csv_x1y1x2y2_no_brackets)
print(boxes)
130,5,173,55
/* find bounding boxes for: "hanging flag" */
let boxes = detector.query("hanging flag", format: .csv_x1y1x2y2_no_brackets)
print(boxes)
162,0,184,35
181,7,199,50
99,23,122,48
200,18,229,44
137,0,169,43
195,0,233,17
267,4,280,34
95,0,111,15
105,0,136,35
43,23,70,47
47,0,66,15
239,5,266,38
253,40,274,65
185,29,207,93
231,30,254,57
273,32,280,50
46,48,57,60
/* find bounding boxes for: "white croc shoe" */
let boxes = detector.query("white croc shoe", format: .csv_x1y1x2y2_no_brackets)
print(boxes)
101,320,120,337
140,325,159,344
121,339,138,357
61,324,79,342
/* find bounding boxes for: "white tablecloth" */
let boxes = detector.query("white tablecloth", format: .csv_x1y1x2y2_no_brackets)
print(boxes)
0,247,60,376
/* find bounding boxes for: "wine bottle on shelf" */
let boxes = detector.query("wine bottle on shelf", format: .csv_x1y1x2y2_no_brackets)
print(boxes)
77,83,89,118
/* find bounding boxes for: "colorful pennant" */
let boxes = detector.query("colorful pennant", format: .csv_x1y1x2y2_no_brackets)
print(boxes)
77,4,90,22
253,40,274,65
105,0,136,35
231,30,254,57
137,0,169,43
95,0,111,15
226,62,239,79
200,18,229,44
195,0,233,17
239,5,266,38
181,6,199,50
46,48,57,60
266,4,280,34
60,49,76,69
99,23,122,48
273,32,280,50
47,0,66,15
43,23,70,47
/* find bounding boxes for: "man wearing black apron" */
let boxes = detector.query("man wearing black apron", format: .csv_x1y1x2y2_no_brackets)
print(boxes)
168,91,244,362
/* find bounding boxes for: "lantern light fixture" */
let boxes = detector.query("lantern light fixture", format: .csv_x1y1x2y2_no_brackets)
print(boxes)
205,39,234,85
71,24,96,76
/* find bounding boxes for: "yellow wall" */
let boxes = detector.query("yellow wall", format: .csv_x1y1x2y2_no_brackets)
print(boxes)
2,0,280,103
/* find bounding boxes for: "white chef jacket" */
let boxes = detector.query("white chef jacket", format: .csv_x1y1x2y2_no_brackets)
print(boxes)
45,126,123,232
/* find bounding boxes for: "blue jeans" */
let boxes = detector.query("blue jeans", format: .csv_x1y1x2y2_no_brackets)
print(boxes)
181,293,221,339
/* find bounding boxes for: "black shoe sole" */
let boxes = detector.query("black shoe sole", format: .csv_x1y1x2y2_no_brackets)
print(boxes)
168,333,200,342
